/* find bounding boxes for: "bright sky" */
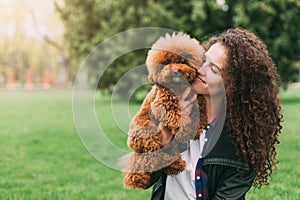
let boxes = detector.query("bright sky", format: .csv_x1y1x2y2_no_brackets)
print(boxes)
0,0,63,39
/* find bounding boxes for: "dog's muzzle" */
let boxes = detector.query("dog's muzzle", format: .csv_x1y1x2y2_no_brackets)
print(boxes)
172,70,181,82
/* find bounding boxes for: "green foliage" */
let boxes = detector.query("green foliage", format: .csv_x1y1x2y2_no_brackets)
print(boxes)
55,0,176,101
229,0,300,88
56,0,300,100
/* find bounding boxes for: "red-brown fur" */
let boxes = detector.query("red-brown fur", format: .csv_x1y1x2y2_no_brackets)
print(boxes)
122,33,207,189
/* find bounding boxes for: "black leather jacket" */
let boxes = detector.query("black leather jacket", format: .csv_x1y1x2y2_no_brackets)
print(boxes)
150,159,255,200
149,125,256,200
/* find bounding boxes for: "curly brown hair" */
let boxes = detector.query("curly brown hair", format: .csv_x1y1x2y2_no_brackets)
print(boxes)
206,28,283,188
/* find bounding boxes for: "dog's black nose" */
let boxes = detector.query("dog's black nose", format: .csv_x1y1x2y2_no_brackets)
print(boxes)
172,70,181,82
173,70,179,75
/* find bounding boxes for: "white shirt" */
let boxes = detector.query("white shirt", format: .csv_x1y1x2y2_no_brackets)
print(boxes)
164,130,207,200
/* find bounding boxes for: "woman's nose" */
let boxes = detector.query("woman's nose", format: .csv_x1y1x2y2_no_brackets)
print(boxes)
198,66,206,76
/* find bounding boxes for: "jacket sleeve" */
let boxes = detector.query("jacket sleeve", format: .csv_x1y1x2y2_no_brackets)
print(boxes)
202,164,255,200
145,169,165,189
150,172,167,200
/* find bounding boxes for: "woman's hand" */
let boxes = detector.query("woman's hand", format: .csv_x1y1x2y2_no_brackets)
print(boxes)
179,87,197,125
159,87,197,147
159,123,173,147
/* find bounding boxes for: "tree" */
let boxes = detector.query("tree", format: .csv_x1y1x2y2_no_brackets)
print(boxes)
55,0,175,99
57,0,299,96
228,0,300,89
29,8,71,88
191,0,300,88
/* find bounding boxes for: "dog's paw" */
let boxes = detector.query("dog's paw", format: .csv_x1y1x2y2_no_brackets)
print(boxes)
123,173,151,189
164,158,186,176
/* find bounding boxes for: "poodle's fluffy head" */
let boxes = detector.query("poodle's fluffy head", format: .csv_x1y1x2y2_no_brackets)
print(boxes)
146,32,205,85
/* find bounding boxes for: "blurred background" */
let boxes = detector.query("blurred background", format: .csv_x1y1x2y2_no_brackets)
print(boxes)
0,0,299,94
0,0,299,199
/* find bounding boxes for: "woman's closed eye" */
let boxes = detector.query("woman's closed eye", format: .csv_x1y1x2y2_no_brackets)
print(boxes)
204,61,220,74
210,63,220,74
204,52,222,74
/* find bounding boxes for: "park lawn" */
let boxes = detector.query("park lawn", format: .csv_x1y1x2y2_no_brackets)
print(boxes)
0,88,299,199
0,91,149,200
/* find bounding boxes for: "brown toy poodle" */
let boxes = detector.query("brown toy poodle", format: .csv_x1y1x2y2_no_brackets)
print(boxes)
121,32,207,189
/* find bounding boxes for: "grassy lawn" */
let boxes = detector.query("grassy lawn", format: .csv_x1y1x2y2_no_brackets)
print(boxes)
0,88,299,199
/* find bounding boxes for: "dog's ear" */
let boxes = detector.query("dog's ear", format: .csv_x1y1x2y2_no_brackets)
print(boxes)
146,32,205,76
146,50,190,84
148,63,165,83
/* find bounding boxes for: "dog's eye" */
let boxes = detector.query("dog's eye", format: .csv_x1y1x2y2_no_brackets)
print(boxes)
158,64,165,71
181,53,193,61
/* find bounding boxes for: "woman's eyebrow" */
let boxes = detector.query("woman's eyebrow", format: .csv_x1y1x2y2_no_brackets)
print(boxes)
204,52,221,70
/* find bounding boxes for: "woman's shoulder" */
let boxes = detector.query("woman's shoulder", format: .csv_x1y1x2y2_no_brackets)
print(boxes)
203,157,250,170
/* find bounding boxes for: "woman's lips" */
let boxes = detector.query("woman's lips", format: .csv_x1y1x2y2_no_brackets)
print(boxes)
196,76,207,84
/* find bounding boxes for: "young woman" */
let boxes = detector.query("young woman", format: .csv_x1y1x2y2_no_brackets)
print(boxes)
150,28,283,199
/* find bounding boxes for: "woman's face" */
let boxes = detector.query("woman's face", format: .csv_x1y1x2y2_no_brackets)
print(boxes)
192,42,227,96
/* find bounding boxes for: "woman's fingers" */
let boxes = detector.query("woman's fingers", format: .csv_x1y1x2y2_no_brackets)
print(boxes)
181,87,192,99
180,87,197,110
182,102,194,114
159,123,173,147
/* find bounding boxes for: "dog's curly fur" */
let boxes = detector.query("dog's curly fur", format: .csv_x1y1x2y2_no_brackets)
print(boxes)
122,33,207,189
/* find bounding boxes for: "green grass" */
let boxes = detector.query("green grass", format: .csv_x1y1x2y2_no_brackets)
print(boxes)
0,91,150,200
0,88,299,199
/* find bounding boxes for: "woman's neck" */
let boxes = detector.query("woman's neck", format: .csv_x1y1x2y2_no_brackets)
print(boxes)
204,95,224,123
